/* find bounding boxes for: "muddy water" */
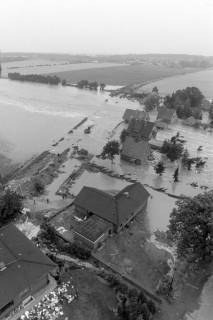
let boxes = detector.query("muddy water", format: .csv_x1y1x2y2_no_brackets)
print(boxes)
0,79,136,162
1,77,213,318
141,69,213,99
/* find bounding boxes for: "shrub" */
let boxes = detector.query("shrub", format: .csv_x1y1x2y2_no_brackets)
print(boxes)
32,178,45,195
161,140,184,161
0,189,23,227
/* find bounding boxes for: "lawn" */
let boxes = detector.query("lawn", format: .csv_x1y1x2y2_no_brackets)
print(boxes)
59,269,117,320
49,63,185,86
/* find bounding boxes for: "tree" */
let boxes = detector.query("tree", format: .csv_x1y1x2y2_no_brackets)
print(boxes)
0,189,23,227
101,140,120,162
88,81,98,90
182,149,190,167
32,178,45,195
167,192,213,263
161,140,184,162
77,80,88,89
152,86,159,93
100,83,106,91
173,167,179,182
163,87,204,119
209,101,213,120
144,93,160,111
154,161,165,176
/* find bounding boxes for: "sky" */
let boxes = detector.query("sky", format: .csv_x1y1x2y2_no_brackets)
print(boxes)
0,0,213,55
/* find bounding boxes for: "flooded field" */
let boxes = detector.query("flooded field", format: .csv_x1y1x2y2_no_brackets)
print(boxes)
140,68,213,99
1,59,125,77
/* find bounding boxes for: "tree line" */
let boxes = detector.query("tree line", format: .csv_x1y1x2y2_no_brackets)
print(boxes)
76,80,105,91
8,72,61,85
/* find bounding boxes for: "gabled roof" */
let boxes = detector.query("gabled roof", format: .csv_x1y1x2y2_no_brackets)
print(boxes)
0,224,56,310
74,183,150,226
127,119,156,140
122,136,150,161
157,107,176,122
74,186,117,225
123,109,149,122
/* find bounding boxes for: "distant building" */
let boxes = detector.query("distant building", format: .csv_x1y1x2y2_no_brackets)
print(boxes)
156,106,177,129
121,119,157,163
0,224,57,320
122,109,150,123
182,116,201,127
73,183,150,249
201,99,211,111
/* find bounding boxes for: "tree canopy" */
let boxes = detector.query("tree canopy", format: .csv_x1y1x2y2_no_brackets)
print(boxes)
154,161,165,176
167,192,213,263
0,189,23,227
101,140,120,162
164,87,204,119
144,92,160,111
161,139,184,162
8,73,61,85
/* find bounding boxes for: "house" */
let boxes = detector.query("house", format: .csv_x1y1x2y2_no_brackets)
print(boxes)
182,116,201,127
121,136,151,164
126,119,157,141
156,106,177,129
0,224,57,320
73,183,150,248
201,99,211,111
121,119,157,163
122,109,150,123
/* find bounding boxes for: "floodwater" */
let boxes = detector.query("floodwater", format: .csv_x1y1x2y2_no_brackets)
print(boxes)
0,76,213,319
141,69,213,99
0,78,135,162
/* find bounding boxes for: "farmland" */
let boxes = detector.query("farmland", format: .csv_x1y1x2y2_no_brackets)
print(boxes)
49,63,187,86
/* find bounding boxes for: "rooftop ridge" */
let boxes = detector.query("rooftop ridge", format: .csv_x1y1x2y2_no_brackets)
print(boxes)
82,186,116,199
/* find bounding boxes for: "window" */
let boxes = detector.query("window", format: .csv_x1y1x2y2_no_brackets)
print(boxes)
0,301,14,315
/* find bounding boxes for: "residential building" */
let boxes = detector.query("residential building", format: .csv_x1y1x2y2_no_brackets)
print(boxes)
122,109,150,123
121,119,157,163
182,116,202,127
0,224,57,320
72,183,150,249
156,106,177,129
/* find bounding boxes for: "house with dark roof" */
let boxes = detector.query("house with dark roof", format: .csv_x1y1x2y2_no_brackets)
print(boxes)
126,119,157,141
121,119,157,164
123,109,150,123
156,106,177,129
73,183,149,249
0,224,57,320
